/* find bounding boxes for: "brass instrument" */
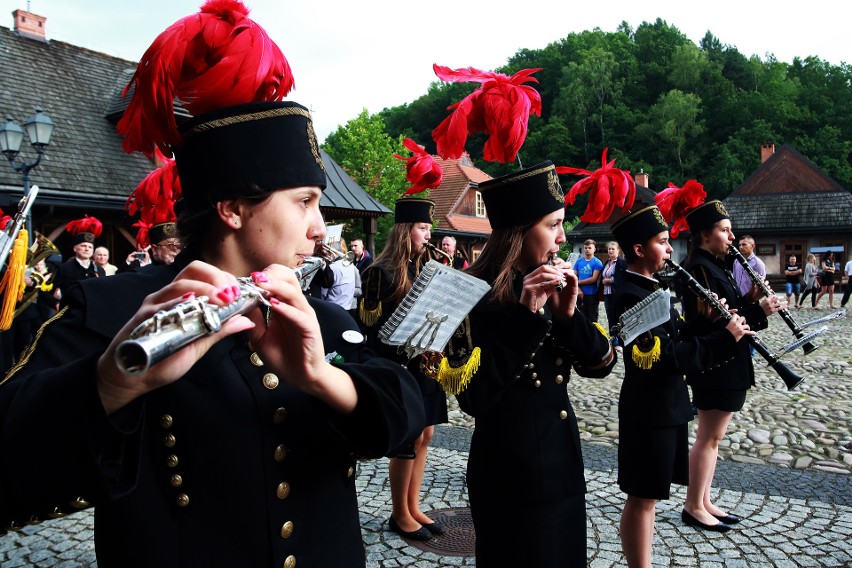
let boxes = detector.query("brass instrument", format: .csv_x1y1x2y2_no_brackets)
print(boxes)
12,232,60,318
320,242,355,266
425,242,453,264
114,257,323,375
666,259,806,391
728,244,820,355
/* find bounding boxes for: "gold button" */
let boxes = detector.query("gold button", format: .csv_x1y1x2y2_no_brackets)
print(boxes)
276,481,291,499
160,414,173,428
538,308,545,315
283,555,296,568
528,363,535,369
163,434,176,448
170,474,183,487
71,497,90,509
274,444,288,462
273,407,288,424
280,521,294,539
555,374,564,384
530,372,537,379
250,352,264,367
166,454,179,468
347,466,355,478
555,357,563,366
263,373,279,389
534,380,541,388
559,410,568,420
176,493,189,507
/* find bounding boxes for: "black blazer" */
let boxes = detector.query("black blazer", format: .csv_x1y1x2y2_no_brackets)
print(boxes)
0,253,424,567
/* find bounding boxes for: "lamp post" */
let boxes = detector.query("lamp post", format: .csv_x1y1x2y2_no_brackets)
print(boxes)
0,107,55,244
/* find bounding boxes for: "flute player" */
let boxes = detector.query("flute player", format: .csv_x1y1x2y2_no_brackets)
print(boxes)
0,2,424,566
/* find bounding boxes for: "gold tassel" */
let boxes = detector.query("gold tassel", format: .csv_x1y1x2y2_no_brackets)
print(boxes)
593,321,610,339
358,298,382,327
436,347,481,395
632,336,661,370
0,229,29,331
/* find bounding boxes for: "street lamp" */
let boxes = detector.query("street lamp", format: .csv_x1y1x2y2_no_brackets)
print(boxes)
0,107,55,243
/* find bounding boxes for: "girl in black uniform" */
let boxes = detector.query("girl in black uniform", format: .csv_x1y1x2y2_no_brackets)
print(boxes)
359,198,449,541
677,200,784,531
441,162,616,567
610,206,752,567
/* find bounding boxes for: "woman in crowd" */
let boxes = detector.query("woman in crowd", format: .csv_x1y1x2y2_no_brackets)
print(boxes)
674,199,783,532
600,240,626,335
442,162,617,566
359,198,449,541
815,251,836,308
0,3,423,566
610,205,751,567
798,253,820,309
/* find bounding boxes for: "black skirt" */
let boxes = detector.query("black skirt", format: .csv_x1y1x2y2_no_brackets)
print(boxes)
692,386,747,412
618,423,689,500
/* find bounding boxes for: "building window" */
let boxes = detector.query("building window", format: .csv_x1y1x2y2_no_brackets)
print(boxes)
475,191,486,218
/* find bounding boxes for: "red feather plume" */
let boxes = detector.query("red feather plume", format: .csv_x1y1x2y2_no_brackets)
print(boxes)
653,179,707,239
0,207,9,231
117,0,294,156
559,148,636,223
393,138,443,195
126,148,183,248
65,215,103,238
431,64,542,164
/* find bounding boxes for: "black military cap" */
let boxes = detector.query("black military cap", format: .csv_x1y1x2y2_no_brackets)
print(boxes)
394,198,434,224
477,161,564,230
611,205,669,247
685,200,729,234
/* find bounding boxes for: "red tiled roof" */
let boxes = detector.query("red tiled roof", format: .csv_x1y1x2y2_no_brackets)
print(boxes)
431,154,493,237
446,215,492,234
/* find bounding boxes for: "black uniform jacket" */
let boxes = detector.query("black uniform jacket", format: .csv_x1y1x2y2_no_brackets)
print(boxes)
53,258,106,291
682,248,768,390
0,253,424,568
451,275,616,505
612,270,738,426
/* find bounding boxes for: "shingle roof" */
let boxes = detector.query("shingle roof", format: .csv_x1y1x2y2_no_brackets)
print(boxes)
320,150,391,218
0,25,154,208
432,155,492,237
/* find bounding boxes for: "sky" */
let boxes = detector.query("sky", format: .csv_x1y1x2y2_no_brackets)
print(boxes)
4,0,850,141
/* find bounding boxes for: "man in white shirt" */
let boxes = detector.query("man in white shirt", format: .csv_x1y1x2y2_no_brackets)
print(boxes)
841,258,852,308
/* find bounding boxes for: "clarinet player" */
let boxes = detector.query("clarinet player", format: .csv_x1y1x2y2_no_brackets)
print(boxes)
0,3,423,566
659,194,784,532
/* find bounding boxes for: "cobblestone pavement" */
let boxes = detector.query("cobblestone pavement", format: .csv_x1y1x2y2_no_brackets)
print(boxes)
2,303,850,566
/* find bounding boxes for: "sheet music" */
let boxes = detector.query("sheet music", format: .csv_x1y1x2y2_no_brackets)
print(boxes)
379,261,490,354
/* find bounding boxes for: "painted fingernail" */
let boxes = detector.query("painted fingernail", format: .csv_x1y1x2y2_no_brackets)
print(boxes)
231,285,241,298
216,287,235,303
269,297,280,305
181,292,195,300
252,271,269,283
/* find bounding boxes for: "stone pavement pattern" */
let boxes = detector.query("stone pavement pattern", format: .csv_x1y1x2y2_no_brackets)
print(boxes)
1,305,850,566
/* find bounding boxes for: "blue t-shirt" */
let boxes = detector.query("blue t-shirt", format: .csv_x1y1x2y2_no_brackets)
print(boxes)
574,256,603,296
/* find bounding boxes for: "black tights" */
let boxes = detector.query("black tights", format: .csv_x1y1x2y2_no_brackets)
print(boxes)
798,286,819,307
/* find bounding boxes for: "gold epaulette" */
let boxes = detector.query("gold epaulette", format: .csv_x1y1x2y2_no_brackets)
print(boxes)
632,336,661,370
358,298,382,327
436,347,481,395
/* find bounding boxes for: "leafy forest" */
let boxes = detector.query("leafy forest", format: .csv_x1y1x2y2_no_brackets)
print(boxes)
323,18,851,242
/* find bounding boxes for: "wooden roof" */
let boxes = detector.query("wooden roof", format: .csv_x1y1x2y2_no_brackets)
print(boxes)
432,155,492,237
723,144,852,233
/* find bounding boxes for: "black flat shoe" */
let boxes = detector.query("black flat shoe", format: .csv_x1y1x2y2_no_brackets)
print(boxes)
422,520,446,535
681,510,733,533
712,513,742,524
388,516,432,541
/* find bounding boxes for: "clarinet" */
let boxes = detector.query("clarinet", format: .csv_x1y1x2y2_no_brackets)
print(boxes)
728,244,817,355
666,259,805,391
114,257,323,375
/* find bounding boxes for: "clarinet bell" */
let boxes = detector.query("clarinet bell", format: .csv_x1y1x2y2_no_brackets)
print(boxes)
770,360,806,391
801,341,819,356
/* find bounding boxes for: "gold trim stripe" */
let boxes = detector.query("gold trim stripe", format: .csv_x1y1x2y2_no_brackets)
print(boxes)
611,205,666,231
1,306,69,386
182,106,313,139
480,164,555,191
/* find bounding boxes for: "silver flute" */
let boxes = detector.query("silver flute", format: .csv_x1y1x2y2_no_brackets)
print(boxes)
114,257,322,375
548,253,565,292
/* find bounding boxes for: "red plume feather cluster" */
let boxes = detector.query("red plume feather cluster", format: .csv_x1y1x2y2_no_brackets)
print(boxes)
65,215,103,238
559,148,636,223
393,138,443,195
653,179,707,239
126,149,183,248
431,65,542,164
117,0,294,156
0,207,9,231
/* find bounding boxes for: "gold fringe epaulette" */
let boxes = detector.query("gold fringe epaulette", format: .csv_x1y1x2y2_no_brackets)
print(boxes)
632,336,661,370
593,321,610,339
359,299,382,327
436,347,481,395
0,229,28,330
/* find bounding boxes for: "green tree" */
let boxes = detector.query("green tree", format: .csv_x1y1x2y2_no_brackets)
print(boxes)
322,110,407,249
641,89,704,176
